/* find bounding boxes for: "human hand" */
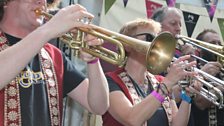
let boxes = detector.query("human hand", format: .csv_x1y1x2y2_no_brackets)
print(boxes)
201,62,222,76
180,43,195,55
79,34,104,62
43,4,94,39
163,55,197,90
180,43,195,61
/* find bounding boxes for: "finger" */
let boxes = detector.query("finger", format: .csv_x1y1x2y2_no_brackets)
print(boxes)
174,55,191,64
79,49,96,61
184,61,197,69
86,38,104,46
73,10,94,21
68,4,87,13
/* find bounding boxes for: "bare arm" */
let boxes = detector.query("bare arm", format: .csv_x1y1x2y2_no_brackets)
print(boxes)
108,91,162,126
0,4,93,89
172,101,191,126
68,61,109,115
0,28,51,89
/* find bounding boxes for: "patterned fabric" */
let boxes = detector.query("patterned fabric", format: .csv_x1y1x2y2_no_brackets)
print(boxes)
103,68,173,126
0,32,63,126
209,105,217,126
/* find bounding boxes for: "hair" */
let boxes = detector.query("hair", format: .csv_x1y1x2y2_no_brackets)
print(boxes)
151,7,167,23
119,18,161,37
0,0,8,21
196,29,218,41
118,18,161,56
151,6,181,23
196,29,219,62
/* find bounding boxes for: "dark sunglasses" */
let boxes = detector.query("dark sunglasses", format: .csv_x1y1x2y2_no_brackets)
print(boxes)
134,33,155,42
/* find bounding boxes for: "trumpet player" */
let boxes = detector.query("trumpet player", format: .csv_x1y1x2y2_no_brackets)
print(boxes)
151,6,196,60
102,18,198,126
188,29,224,126
0,0,109,126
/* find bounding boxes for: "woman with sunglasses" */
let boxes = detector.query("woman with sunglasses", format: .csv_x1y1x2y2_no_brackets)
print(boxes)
102,18,198,126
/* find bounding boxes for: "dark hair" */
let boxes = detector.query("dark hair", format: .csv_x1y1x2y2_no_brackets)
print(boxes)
196,29,218,62
151,7,167,23
0,0,7,21
196,29,217,41
151,7,181,23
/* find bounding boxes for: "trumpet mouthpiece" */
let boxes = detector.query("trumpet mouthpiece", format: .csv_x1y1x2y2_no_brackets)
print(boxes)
34,9,42,17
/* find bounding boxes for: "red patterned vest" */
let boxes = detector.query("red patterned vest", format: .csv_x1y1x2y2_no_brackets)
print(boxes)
0,32,64,126
102,68,172,126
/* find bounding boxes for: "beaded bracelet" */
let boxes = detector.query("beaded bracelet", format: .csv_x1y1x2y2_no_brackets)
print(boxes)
151,90,165,103
87,58,99,64
180,90,192,104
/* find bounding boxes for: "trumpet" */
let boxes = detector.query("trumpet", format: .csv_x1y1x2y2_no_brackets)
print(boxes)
176,35,224,65
173,57,224,108
34,9,177,74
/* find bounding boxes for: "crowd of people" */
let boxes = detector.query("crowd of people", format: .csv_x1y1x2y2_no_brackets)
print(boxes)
0,0,223,126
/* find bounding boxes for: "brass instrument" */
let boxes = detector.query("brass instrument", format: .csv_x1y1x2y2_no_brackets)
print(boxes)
173,57,224,108
191,67,224,108
34,9,177,74
176,35,224,65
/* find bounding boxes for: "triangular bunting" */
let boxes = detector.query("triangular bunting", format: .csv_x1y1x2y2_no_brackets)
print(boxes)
145,0,162,18
217,18,224,43
105,0,116,14
182,11,199,37
204,0,218,22
166,0,176,7
123,0,128,7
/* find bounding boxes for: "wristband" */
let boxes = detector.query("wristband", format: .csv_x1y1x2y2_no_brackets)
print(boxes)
180,90,192,104
151,90,165,103
87,58,99,64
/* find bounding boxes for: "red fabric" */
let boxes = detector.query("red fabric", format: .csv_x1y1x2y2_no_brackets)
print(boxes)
155,75,164,82
0,43,64,126
102,68,133,126
44,43,64,125
102,69,165,126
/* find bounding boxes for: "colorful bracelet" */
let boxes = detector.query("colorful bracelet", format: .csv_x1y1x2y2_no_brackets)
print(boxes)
180,90,192,104
151,90,165,103
87,58,99,64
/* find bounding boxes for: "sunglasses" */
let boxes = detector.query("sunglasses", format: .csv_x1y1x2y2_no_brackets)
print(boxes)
134,33,155,42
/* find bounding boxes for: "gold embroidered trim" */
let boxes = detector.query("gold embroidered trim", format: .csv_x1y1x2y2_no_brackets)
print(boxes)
118,71,172,126
4,78,22,126
39,49,61,126
0,32,61,126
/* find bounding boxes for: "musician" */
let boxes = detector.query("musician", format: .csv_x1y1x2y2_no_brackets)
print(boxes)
0,0,109,126
188,29,224,126
151,6,195,60
102,18,197,126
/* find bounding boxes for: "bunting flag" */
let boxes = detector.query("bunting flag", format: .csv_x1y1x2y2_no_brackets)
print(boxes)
182,11,199,37
166,0,176,7
123,0,128,7
217,18,224,42
145,0,162,18
105,0,116,14
204,0,218,22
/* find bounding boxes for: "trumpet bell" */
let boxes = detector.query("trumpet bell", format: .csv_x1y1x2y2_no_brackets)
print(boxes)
147,32,177,74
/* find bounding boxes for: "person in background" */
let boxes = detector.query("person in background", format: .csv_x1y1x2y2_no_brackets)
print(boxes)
0,0,109,126
188,29,224,126
102,18,198,126
151,6,195,59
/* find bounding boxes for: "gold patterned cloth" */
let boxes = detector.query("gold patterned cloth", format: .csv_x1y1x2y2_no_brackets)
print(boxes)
0,32,62,126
